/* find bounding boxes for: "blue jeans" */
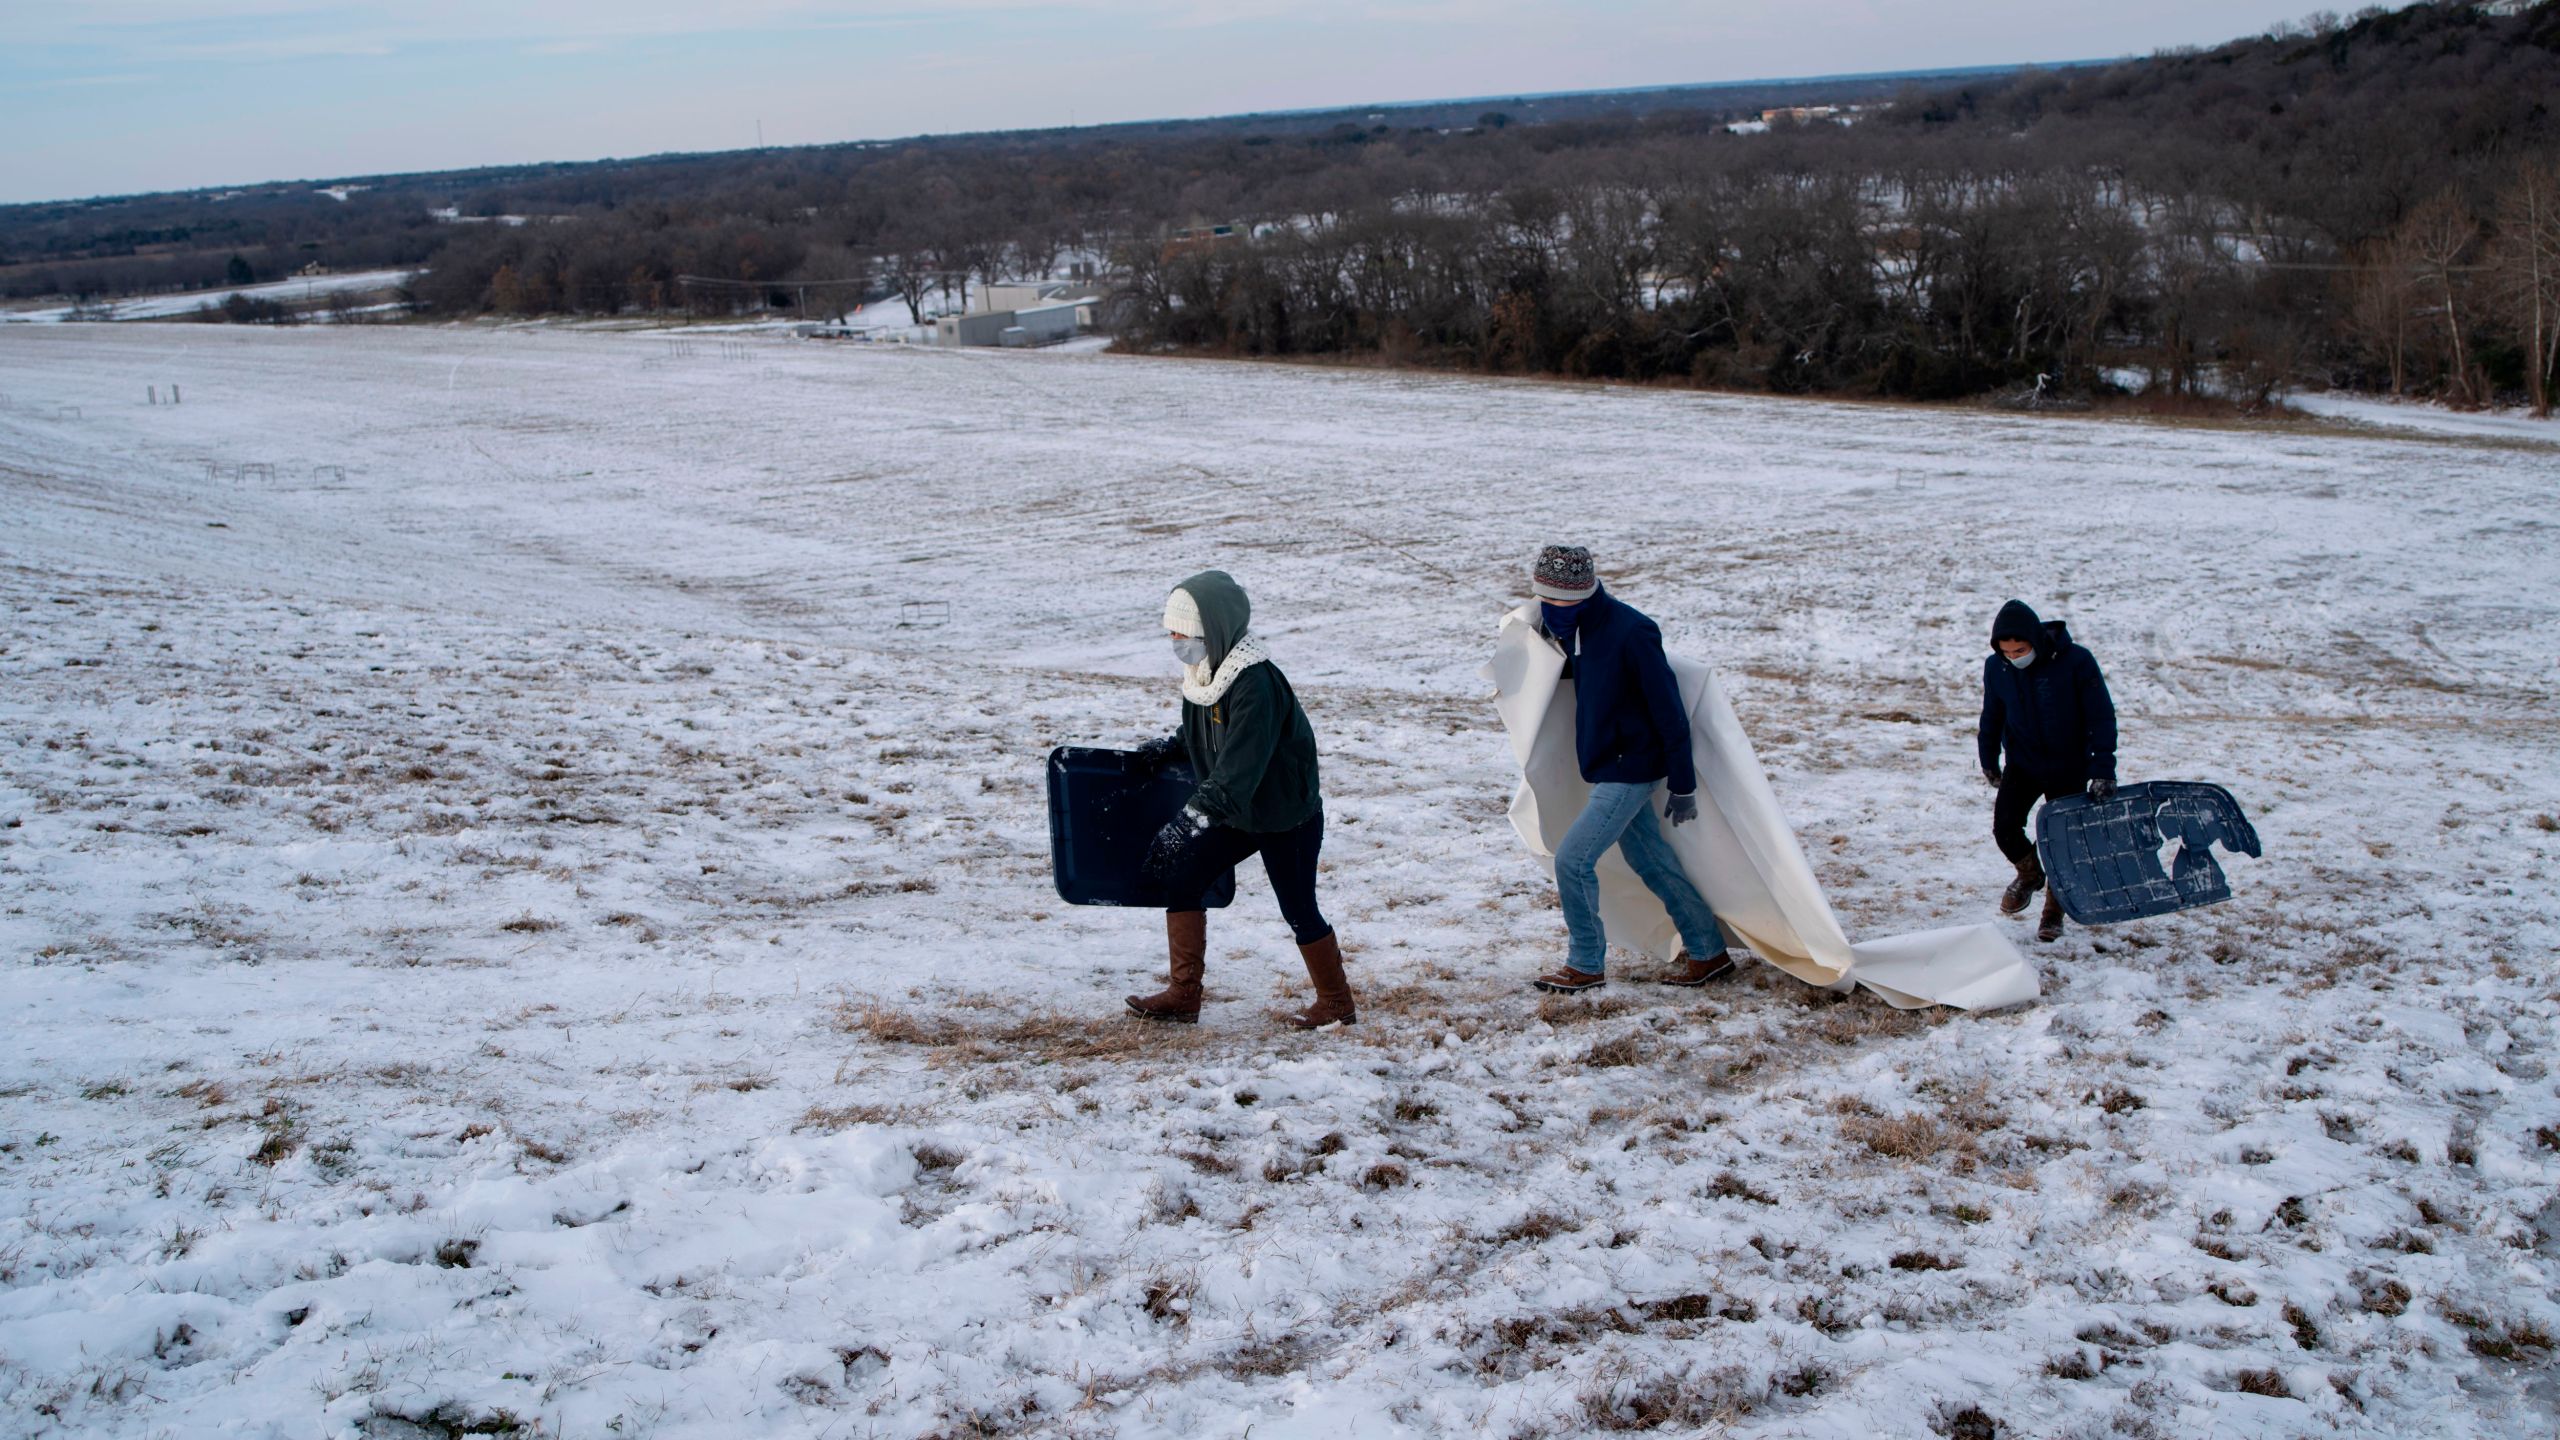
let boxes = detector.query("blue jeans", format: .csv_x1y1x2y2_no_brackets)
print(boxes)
1558,782,1726,974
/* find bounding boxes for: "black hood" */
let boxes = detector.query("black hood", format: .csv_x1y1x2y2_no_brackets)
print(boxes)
1992,599,2063,662
1172,570,1251,671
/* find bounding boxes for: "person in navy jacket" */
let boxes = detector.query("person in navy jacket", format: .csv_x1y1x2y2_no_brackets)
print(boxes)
1527,545,1735,993
1979,598,2119,942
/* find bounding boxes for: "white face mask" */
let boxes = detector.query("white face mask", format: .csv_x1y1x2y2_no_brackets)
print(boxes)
1171,635,1208,667
2007,651,2036,670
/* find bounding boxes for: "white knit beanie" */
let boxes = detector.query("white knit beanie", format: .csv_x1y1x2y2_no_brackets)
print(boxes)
1162,586,1204,637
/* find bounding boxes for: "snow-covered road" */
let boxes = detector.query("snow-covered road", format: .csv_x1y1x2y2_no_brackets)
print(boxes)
2,325,2554,1438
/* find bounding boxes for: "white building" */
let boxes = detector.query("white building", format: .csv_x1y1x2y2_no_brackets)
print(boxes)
934,280,1103,347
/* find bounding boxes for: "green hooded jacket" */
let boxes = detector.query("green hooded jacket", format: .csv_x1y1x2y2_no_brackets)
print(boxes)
1167,570,1323,834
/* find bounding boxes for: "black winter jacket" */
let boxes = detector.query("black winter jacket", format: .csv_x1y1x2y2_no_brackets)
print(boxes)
1162,570,1323,835
1978,599,2118,787
1543,585,1697,795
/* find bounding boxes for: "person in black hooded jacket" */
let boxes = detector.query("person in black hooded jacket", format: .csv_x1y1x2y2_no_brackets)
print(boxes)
1979,598,2118,942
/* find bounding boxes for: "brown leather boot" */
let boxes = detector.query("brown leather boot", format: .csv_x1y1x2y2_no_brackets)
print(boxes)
1126,911,1207,1022
2036,889,2067,943
1653,950,1736,986
2000,857,2045,915
1290,933,1356,1029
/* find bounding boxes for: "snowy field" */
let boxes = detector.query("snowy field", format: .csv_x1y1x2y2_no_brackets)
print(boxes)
1,270,415,325
1,325,2555,1439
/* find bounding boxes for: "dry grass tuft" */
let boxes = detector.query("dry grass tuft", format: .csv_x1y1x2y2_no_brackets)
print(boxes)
1577,1366,1761,1432
1538,992,1637,1026
2088,1085,2146,1115
1638,1292,1756,1324
2441,1302,2557,1360
1142,1274,1194,1326
1222,1336,1309,1377
831,1000,1212,1066
1938,1405,2002,1439
2044,1351,2101,1381
1706,1171,1778,1205
797,1102,904,1132
1841,1109,1951,1161
1579,1033,1648,1068
174,1078,230,1108
2356,1275,2411,1316
833,1001,964,1046
1490,1209,1575,1244
2231,1367,2289,1398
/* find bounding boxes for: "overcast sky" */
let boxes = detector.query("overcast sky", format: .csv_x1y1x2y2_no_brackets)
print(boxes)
3,0,2327,206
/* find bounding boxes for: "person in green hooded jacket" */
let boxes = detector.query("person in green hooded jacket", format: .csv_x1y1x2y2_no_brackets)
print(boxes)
1124,570,1353,1029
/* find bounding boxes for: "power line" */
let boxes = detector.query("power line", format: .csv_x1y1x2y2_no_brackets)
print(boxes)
673,274,884,290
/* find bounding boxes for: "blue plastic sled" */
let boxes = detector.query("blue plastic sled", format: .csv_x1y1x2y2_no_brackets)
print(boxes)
2035,781,2262,926
1047,746,1236,909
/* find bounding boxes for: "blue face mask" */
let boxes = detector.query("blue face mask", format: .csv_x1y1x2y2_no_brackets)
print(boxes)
1541,602,1585,644
2007,651,2036,670
1172,635,1208,667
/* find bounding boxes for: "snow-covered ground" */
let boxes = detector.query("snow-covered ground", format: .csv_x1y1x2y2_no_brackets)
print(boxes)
1,270,414,325
2284,390,2560,449
1,326,2554,1439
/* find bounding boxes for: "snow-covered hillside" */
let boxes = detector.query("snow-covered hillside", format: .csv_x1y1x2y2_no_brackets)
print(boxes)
1,270,414,325
1,326,2554,1439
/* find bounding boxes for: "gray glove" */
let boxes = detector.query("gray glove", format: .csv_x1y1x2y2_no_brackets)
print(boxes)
1984,768,2002,787
2088,777,2117,803
1665,791,1699,827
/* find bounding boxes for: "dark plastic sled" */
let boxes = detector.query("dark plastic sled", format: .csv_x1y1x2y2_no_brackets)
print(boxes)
1047,746,1236,909
2035,781,2262,926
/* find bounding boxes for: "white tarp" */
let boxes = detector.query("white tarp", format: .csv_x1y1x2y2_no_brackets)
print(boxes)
1485,606,2039,1011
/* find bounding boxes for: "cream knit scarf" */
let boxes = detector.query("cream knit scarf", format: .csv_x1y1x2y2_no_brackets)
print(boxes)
1182,633,1269,706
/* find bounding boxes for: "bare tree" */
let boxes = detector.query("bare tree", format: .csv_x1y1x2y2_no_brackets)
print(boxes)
2344,229,2420,396
2490,154,2560,418
883,247,936,325
2398,190,2482,405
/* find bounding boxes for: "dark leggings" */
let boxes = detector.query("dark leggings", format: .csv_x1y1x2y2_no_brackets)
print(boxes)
1994,769,2085,866
1162,811,1332,946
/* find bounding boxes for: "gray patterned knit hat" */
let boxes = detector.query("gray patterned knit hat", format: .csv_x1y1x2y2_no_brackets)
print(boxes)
1531,544,1598,601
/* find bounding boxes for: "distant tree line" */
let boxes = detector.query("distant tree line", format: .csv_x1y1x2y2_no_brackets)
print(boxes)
8,2,2557,411
0,189,443,300
398,0,2560,413
1114,2,2560,413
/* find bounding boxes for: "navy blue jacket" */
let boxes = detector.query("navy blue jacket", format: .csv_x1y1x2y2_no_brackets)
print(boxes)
1543,586,1697,794
1978,599,2118,786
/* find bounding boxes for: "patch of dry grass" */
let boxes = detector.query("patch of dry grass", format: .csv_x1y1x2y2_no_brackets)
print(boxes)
797,1102,907,1132
1834,1098,1956,1162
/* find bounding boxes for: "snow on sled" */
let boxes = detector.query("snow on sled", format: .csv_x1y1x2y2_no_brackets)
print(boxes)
2035,781,2262,926
1046,746,1236,909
